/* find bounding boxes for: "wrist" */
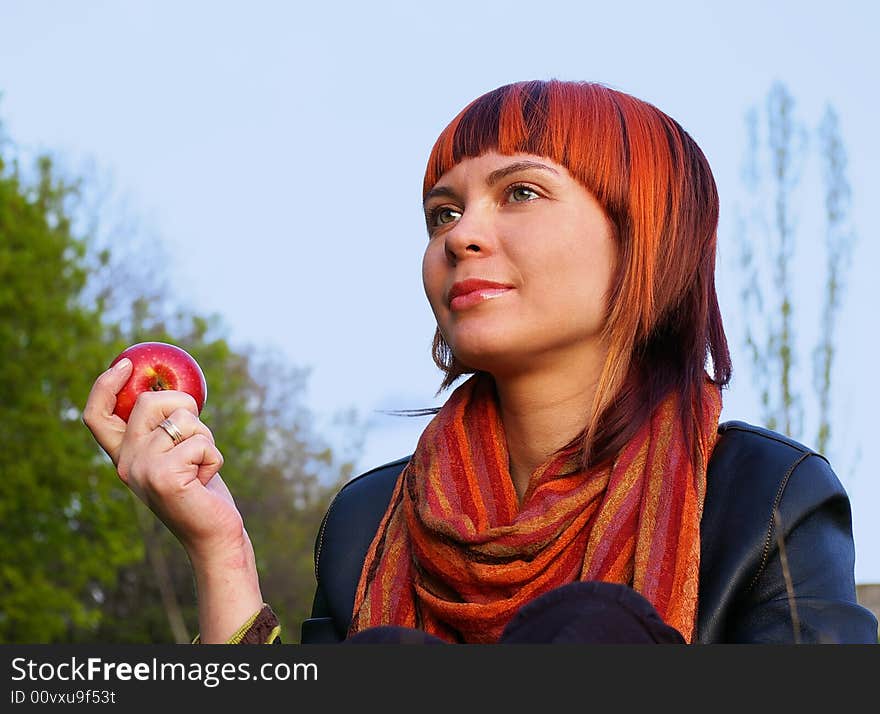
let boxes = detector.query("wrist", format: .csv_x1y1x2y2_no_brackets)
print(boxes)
189,532,265,644
187,527,255,574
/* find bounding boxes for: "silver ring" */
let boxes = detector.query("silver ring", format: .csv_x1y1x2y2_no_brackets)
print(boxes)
158,418,185,446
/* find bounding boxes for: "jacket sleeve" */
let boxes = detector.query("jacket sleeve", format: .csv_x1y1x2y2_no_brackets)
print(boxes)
726,453,878,643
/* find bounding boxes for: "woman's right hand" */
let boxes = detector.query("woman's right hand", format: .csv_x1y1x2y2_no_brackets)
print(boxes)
82,358,244,563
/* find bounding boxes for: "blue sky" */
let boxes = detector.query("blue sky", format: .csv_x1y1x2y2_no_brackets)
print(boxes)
2,0,878,582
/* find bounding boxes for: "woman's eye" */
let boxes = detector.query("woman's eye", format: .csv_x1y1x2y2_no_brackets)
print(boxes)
509,186,540,202
430,207,461,226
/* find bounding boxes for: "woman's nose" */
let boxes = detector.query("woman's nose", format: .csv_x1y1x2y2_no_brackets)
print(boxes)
444,211,494,263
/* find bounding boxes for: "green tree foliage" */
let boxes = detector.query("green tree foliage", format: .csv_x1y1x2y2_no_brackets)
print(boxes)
0,126,362,643
0,152,142,642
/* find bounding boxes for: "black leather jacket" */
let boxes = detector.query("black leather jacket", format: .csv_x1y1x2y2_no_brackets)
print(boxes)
301,421,878,644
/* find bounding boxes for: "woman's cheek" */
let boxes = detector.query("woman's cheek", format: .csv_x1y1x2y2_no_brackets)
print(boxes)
422,248,445,311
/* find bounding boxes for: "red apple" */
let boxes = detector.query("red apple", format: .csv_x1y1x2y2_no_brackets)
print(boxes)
109,341,208,422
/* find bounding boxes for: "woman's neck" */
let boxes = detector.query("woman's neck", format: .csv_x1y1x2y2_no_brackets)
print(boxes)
493,357,603,503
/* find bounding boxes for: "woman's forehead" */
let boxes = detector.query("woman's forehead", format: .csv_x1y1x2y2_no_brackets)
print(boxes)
428,151,570,190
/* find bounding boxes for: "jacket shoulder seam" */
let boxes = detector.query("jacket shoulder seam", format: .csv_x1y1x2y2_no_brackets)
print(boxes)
746,451,815,593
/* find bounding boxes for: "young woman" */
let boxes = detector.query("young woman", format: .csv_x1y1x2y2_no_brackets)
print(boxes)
84,80,878,644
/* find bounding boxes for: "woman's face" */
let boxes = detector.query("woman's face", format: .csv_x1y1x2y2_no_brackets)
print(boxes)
422,151,617,378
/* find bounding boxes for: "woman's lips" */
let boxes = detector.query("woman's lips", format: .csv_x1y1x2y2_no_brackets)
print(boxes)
450,287,513,311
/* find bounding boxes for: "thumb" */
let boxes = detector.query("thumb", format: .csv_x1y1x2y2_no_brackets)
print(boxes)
82,358,134,461
93,358,134,415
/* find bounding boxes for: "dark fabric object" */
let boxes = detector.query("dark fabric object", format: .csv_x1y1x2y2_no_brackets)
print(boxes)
343,626,447,644
500,581,685,643
303,421,879,645
341,582,684,644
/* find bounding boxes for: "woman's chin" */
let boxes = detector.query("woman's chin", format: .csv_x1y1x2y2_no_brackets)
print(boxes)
449,346,526,378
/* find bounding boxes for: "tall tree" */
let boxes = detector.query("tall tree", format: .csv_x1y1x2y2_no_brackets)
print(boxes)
735,82,855,457
812,106,853,456
0,149,142,643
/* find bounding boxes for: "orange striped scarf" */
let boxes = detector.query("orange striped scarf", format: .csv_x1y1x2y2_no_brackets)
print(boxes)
349,372,722,643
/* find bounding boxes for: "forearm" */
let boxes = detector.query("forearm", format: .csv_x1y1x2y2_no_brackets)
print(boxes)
189,532,264,644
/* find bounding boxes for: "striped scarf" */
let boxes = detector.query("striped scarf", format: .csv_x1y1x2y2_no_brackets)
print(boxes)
349,372,722,643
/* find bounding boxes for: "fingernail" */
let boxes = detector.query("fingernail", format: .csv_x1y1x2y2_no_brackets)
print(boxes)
114,358,131,372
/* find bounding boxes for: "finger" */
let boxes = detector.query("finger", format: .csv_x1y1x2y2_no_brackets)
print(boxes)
174,434,224,487
82,358,133,461
117,406,214,488
168,409,215,444
128,434,222,499
127,390,201,439
150,410,215,452
83,358,133,425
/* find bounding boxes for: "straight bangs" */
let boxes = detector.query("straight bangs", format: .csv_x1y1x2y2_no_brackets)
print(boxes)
423,81,629,219
423,79,731,471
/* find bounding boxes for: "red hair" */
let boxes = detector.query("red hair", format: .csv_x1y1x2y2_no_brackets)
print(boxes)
423,79,732,469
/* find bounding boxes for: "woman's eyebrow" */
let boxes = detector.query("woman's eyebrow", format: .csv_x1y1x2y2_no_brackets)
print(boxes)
424,161,559,208
423,185,458,206
486,161,559,186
